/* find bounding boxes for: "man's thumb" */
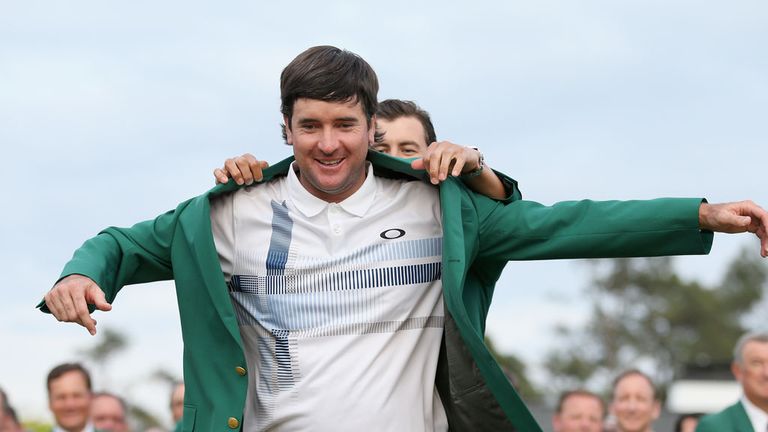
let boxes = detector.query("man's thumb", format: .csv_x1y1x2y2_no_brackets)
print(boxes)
89,286,113,311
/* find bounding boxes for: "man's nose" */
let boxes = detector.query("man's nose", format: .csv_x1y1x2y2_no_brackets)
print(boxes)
317,128,339,153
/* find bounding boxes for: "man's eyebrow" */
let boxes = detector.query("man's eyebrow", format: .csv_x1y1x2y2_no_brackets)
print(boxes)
398,141,420,147
335,116,360,123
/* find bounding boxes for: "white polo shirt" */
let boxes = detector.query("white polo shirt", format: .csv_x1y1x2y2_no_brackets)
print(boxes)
210,162,448,431
742,395,768,432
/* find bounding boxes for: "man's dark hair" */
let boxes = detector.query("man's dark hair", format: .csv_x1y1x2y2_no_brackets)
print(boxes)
610,369,657,401
280,45,379,142
374,99,437,146
46,363,92,393
555,389,605,417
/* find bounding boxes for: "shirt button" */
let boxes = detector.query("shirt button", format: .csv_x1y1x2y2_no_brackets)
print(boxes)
235,366,247,376
333,225,341,234
228,417,239,429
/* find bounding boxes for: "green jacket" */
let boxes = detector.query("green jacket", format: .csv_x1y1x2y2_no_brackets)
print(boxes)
41,151,712,431
696,401,754,432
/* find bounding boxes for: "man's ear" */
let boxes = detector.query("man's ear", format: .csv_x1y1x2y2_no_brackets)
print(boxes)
732,360,744,383
283,115,293,145
368,114,377,145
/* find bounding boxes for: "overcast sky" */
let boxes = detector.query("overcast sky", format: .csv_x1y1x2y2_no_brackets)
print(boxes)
1,0,766,425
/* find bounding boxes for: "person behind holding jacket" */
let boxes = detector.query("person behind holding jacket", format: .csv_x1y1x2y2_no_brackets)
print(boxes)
696,332,768,432
41,45,768,431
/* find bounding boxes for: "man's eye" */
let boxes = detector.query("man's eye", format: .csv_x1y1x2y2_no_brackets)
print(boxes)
372,146,386,153
402,148,417,155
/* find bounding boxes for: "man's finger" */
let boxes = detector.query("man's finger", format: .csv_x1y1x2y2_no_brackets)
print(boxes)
224,159,244,185
68,289,97,335
235,158,254,185
45,291,66,322
410,158,425,171
248,160,265,182
438,152,454,181
426,151,441,184
88,286,113,312
214,168,229,185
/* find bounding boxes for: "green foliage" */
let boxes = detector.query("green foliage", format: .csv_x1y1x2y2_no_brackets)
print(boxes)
129,405,165,430
21,420,53,432
78,327,128,364
544,247,767,395
485,336,542,402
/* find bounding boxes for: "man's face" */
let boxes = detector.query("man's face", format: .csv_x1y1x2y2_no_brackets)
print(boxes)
48,370,92,432
372,116,428,158
732,340,768,407
678,416,699,432
285,98,374,203
553,394,604,432
610,374,660,432
91,395,128,432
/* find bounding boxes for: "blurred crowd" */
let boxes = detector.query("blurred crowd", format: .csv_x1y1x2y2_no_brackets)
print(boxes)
2,330,766,432
0,364,184,432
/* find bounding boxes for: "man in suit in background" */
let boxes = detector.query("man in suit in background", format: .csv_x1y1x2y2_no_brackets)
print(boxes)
47,363,94,432
697,332,768,432
610,369,660,432
90,392,129,432
552,389,605,432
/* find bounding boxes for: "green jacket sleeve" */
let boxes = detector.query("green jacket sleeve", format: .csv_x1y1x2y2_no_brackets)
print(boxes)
38,201,187,312
475,197,713,261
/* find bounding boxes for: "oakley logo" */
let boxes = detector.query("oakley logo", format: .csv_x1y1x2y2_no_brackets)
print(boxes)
380,228,406,240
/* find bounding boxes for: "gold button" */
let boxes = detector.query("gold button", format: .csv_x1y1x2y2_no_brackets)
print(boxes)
235,366,247,376
228,417,239,429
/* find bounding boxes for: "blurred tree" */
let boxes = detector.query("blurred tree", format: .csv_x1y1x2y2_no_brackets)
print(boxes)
78,327,128,388
544,247,767,395
486,336,542,402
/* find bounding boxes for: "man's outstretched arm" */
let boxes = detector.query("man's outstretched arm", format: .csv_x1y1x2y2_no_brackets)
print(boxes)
39,205,182,335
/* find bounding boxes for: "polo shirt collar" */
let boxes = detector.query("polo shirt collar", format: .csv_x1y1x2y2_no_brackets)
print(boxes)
287,161,377,218
741,395,768,432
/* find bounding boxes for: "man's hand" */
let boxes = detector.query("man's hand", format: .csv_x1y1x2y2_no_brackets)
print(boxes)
699,200,768,257
44,274,112,335
410,141,481,185
213,153,270,185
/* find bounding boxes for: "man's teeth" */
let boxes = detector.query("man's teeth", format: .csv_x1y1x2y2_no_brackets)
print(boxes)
318,159,342,166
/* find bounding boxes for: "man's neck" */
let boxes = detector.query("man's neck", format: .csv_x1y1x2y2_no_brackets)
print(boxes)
744,393,768,415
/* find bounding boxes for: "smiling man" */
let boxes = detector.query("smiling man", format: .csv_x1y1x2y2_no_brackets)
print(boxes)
610,370,661,432
40,45,768,431
47,363,94,432
553,390,605,432
214,98,514,201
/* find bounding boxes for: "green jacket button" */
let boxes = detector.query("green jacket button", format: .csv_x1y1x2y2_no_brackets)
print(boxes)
228,417,239,429
235,366,247,376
